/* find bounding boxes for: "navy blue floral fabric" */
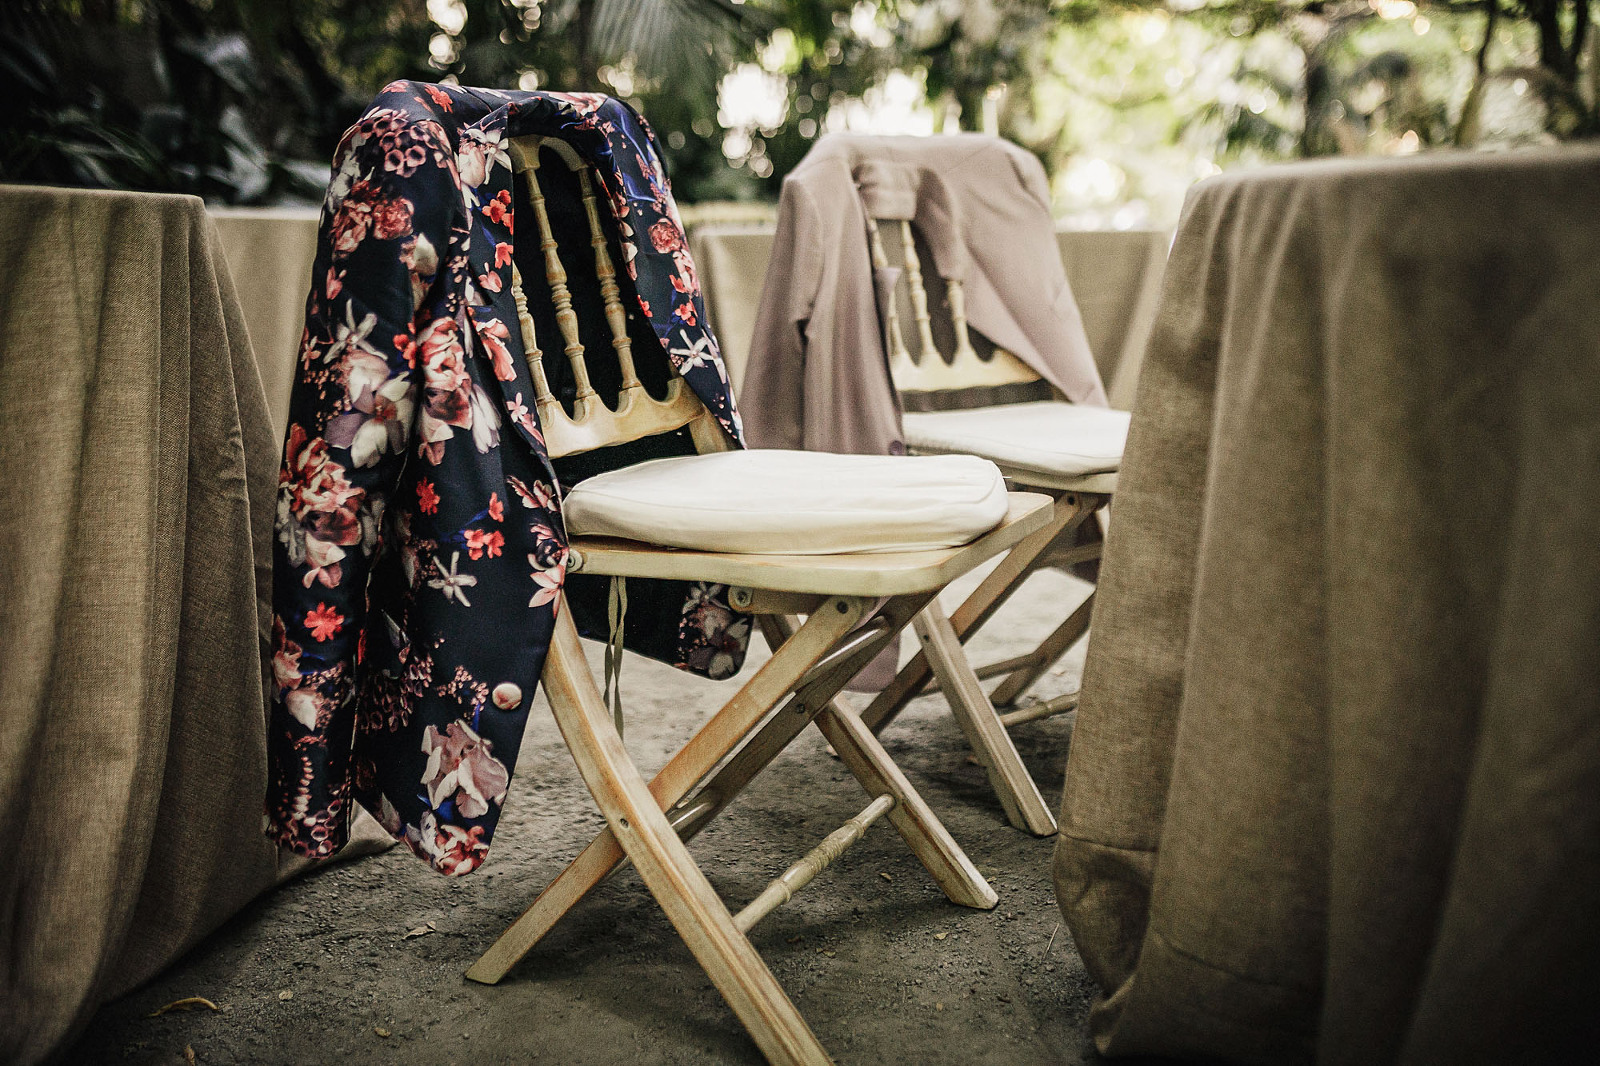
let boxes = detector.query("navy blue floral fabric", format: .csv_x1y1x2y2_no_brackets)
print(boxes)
267,82,747,875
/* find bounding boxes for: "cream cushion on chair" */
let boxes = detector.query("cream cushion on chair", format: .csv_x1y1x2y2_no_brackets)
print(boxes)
563,449,1010,555
901,401,1130,479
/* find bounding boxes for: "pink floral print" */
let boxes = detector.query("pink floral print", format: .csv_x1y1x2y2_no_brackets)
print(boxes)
266,81,748,876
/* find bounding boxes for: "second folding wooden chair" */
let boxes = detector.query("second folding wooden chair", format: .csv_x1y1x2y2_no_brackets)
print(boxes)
855,214,1132,838
463,134,1052,1066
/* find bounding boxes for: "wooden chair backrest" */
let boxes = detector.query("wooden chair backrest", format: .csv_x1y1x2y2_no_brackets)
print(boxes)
506,134,727,459
866,216,1046,403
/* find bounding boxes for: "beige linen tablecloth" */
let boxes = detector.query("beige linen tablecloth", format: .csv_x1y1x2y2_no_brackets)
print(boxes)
689,223,1166,404
0,186,383,1066
688,223,777,396
208,206,320,438
1054,147,1600,1064
1054,229,1168,411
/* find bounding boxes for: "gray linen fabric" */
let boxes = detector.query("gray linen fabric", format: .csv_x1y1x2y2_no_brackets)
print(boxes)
0,186,385,1066
1054,146,1600,1064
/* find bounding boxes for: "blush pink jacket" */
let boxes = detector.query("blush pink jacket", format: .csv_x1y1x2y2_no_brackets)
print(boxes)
740,133,1108,456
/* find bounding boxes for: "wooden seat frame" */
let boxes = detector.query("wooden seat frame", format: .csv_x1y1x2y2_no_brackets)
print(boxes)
465,136,1053,1065
853,215,1119,837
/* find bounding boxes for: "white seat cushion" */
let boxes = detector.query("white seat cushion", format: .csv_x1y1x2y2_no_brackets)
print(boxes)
563,450,1009,555
901,401,1129,478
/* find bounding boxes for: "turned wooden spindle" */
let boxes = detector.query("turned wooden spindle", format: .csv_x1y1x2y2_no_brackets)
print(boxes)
871,212,1039,395
503,134,723,460
865,214,912,368
899,220,940,366
521,145,597,414
945,276,979,364
732,794,896,933
510,263,565,432
577,167,640,391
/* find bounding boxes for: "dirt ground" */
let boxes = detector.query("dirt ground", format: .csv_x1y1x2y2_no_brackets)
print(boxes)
64,567,1109,1066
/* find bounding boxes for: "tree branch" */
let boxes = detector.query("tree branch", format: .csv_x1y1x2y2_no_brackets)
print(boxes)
1530,0,1571,80
1476,0,1499,78
1571,0,1590,70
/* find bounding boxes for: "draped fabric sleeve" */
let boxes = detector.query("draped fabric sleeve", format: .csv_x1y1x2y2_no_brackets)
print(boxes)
265,105,462,857
739,176,823,450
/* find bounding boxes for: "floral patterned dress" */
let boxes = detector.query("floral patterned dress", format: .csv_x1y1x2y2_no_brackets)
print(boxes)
267,82,748,875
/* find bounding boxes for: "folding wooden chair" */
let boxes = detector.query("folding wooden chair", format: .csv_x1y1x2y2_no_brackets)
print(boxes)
854,216,1131,838
464,135,1053,1065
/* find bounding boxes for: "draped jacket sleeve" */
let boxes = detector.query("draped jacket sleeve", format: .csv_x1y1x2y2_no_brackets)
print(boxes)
268,102,478,864
739,177,819,451
742,161,909,456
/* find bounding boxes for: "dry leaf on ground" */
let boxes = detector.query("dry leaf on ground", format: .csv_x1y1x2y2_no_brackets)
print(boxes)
148,997,219,1017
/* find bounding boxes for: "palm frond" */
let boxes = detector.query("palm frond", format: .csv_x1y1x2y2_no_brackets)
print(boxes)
590,0,767,74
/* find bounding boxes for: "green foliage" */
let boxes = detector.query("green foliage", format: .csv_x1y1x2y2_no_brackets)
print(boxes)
1012,1,1594,223
0,0,435,202
1,0,1593,214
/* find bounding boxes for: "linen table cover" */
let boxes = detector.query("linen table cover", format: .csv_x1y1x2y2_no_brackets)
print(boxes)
1054,146,1600,1064
0,185,387,1066
209,205,321,438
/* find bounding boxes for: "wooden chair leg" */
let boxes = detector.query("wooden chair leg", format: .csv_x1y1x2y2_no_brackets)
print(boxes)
858,491,1094,735
988,588,1095,708
758,616,997,911
529,607,833,1065
467,596,869,985
471,591,949,996
983,493,1108,707
817,698,998,909
914,601,1058,836
672,593,937,842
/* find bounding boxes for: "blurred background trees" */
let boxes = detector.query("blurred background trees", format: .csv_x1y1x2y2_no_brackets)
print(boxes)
3,0,1595,221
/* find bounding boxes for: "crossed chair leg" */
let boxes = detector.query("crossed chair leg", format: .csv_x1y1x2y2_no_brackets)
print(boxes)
859,490,1111,837
467,590,998,1066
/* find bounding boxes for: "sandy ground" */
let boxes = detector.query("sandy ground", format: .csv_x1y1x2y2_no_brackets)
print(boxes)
64,567,1108,1066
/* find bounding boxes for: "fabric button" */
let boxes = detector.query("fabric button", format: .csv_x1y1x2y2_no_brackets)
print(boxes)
491,682,522,710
